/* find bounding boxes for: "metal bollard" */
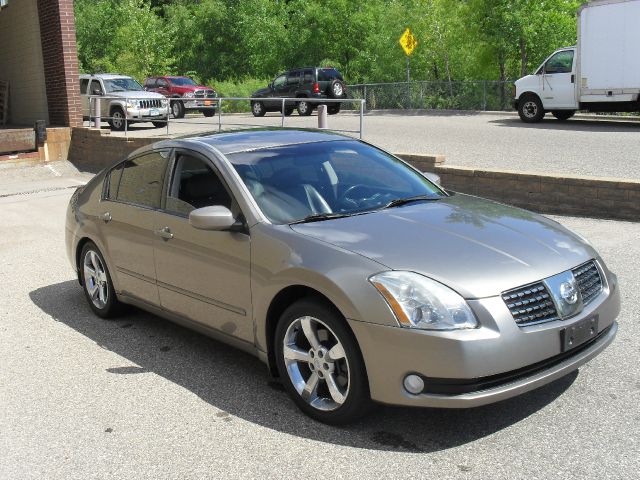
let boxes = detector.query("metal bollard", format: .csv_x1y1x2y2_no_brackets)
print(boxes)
93,97,101,129
317,104,328,129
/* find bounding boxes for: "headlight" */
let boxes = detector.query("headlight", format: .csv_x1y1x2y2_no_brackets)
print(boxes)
126,99,139,108
160,98,168,107
370,271,478,330
184,91,195,98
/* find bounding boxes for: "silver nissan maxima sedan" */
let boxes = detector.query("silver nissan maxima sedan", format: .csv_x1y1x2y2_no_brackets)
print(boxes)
66,129,619,424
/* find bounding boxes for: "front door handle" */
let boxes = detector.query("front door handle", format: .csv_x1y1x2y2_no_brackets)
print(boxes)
154,227,174,240
100,212,112,222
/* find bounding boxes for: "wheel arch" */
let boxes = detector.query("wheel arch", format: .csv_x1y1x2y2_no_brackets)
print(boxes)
519,91,544,107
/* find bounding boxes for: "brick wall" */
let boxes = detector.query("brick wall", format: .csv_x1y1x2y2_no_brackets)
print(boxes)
0,0,49,125
37,0,82,127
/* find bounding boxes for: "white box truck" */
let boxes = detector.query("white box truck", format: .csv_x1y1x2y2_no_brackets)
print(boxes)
513,0,640,122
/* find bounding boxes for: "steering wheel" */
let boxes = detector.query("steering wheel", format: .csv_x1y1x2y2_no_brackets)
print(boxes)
338,184,371,207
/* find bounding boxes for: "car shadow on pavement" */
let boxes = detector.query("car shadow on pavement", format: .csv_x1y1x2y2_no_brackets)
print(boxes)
30,280,577,454
489,117,640,133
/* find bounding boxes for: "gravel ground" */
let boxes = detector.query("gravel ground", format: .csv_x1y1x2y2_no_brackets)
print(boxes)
0,166,638,479
102,111,640,179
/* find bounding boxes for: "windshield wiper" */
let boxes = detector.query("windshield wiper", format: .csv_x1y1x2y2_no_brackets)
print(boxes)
382,194,441,209
289,212,355,225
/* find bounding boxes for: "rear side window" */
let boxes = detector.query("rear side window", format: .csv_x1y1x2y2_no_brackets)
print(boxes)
317,68,343,81
287,71,301,85
80,79,89,94
116,150,170,208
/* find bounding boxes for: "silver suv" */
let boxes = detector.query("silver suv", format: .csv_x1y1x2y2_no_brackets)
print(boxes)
80,74,169,131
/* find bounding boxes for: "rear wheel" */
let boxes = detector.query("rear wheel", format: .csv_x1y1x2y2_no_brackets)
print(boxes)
284,108,294,116
297,99,313,116
80,242,124,318
252,101,266,117
202,109,216,117
275,298,371,425
552,110,575,121
328,104,340,115
518,95,545,123
171,99,185,119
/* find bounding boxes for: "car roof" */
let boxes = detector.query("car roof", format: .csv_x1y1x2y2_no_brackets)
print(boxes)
79,74,132,80
188,129,353,155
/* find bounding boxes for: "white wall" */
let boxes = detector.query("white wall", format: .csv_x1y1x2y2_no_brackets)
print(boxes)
0,0,49,125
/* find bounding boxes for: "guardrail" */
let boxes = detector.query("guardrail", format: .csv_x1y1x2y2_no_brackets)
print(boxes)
87,96,366,139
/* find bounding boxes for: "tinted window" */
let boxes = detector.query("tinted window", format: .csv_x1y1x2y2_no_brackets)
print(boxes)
105,163,123,199
157,78,169,88
144,78,157,88
80,79,89,94
273,74,286,88
165,154,232,216
303,69,314,83
317,68,343,81
545,51,574,74
116,151,169,208
89,80,103,95
287,71,301,85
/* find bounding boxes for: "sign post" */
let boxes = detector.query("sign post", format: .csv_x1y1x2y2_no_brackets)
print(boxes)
399,28,417,108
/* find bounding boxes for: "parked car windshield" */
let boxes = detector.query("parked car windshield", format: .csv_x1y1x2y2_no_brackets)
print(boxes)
104,78,144,93
170,77,197,86
227,140,444,224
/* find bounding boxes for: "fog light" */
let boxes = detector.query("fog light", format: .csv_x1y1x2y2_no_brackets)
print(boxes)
403,374,424,394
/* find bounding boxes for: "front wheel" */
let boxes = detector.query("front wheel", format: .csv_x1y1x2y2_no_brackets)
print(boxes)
152,121,166,128
552,110,575,121
108,108,127,131
328,104,340,115
202,109,216,117
297,99,313,116
251,101,266,117
275,299,371,425
518,95,545,123
80,242,124,318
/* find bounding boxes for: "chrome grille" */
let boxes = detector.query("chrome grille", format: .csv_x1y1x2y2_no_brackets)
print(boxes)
140,99,162,109
572,260,602,306
194,89,216,98
502,282,558,326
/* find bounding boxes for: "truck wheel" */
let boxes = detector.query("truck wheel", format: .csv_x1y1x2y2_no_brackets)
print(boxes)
171,99,185,119
152,121,166,128
297,99,313,116
518,95,545,123
552,110,575,121
251,101,266,117
328,104,340,115
201,109,216,117
108,107,127,131
328,80,346,99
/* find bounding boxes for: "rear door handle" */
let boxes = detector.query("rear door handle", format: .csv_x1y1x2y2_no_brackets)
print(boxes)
99,212,112,222
154,227,174,240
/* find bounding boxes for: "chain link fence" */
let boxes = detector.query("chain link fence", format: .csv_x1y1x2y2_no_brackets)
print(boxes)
347,81,515,112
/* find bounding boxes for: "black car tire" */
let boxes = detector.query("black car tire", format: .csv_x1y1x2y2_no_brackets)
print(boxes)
518,94,545,123
171,99,185,119
80,241,125,319
284,108,294,116
108,107,127,131
152,121,166,128
552,110,575,121
252,101,266,117
328,104,341,115
328,79,346,99
274,298,372,425
297,99,313,116
202,109,216,117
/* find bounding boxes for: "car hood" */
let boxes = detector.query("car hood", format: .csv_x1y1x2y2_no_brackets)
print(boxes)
252,87,270,97
110,90,165,99
290,194,596,299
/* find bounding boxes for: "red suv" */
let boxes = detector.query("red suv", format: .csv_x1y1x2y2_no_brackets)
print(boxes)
144,76,218,119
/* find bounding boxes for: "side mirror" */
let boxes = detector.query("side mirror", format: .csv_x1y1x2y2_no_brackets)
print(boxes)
189,206,238,231
423,172,441,186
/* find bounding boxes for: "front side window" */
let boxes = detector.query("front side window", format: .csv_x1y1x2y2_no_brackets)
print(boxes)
115,150,169,208
170,77,197,86
545,51,574,74
89,80,103,95
272,74,286,89
165,154,233,216
157,78,169,88
228,140,444,224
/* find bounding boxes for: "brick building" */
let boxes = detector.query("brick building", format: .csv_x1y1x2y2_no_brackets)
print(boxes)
0,0,81,128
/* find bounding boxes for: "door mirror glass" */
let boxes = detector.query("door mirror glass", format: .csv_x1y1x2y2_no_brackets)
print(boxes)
189,206,236,231
422,171,441,186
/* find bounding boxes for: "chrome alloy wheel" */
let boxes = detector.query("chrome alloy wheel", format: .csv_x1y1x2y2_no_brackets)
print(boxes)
523,100,538,118
283,316,350,411
332,82,344,97
83,250,108,309
111,110,125,129
252,102,264,115
297,101,309,114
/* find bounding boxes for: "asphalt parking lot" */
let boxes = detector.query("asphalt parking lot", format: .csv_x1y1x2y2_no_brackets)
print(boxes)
0,163,638,479
102,111,640,179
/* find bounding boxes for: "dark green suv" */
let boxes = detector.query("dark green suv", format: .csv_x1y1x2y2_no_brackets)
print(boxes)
251,67,347,117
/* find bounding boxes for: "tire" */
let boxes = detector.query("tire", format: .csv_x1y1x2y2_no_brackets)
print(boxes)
251,101,266,117
80,242,124,319
328,79,346,99
328,104,340,115
552,110,575,121
171,99,185,119
152,121,166,128
517,94,545,123
108,107,127,131
297,99,313,116
284,108,294,116
202,109,216,117
274,298,371,425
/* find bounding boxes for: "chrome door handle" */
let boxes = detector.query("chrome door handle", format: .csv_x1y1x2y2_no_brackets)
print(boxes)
154,227,174,240
100,212,112,222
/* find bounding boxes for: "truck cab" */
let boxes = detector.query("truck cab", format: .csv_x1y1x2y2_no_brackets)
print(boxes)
514,47,578,123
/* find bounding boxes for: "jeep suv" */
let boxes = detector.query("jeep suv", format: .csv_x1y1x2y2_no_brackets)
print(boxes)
144,76,218,119
251,67,347,117
79,74,169,131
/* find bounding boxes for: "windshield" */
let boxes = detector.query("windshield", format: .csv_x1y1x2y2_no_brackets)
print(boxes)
104,78,144,92
227,140,444,224
170,77,197,86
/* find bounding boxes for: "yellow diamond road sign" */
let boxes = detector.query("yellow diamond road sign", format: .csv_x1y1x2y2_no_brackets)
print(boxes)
399,28,417,56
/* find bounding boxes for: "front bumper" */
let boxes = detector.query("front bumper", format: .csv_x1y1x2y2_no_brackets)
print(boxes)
126,106,169,120
349,271,620,408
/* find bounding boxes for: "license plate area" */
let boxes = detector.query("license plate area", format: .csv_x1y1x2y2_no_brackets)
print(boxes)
560,315,598,352
150,108,160,116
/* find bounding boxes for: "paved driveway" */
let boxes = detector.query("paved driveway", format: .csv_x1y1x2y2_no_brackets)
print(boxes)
0,165,638,479
101,111,640,179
